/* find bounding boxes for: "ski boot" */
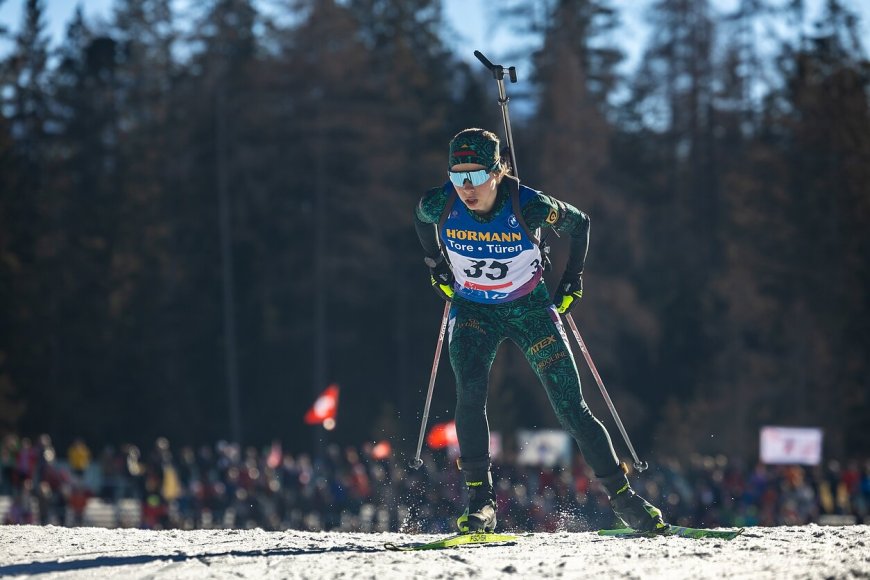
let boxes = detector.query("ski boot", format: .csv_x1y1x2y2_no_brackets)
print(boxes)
599,465,667,532
456,457,497,533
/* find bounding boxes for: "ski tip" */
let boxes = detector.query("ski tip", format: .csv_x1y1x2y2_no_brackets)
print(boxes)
597,525,746,540
384,532,519,551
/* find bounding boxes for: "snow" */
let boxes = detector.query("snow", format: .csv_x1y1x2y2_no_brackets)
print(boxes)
0,524,867,579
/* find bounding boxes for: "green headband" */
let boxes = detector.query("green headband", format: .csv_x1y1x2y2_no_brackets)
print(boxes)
449,129,501,171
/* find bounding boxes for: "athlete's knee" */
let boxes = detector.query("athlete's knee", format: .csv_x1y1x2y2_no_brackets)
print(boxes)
456,376,487,407
554,400,601,439
456,382,488,409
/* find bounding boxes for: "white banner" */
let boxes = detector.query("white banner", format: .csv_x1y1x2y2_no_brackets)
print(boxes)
516,430,571,467
760,426,823,465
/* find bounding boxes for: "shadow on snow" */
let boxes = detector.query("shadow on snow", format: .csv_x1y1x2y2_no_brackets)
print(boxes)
0,543,383,575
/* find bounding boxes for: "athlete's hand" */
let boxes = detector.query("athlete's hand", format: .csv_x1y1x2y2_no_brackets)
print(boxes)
425,255,455,302
554,274,583,314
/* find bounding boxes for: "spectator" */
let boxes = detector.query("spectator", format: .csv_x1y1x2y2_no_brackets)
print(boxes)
67,438,92,477
0,433,867,532
15,437,36,486
4,486,33,525
0,434,19,493
66,481,91,526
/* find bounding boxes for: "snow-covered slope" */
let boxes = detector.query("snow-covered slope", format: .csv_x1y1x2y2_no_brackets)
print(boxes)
0,524,867,579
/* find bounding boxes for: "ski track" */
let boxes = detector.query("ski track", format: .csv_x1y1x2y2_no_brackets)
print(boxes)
0,524,867,579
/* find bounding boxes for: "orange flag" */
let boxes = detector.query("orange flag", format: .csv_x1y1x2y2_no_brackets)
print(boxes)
304,384,339,425
426,420,458,449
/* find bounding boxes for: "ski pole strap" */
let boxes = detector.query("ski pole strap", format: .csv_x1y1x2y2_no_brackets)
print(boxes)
432,188,458,260
505,177,540,246
438,188,457,233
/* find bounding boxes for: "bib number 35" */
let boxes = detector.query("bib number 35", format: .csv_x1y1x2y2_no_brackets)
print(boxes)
463,260,510,280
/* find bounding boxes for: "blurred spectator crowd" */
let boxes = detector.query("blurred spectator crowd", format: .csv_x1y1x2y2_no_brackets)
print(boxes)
1,433,868,532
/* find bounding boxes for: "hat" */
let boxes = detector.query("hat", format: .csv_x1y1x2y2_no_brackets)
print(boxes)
448,128,501,171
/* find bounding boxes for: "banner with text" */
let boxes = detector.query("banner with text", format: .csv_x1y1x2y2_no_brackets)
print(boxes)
516,430,571,467
760,426,823,465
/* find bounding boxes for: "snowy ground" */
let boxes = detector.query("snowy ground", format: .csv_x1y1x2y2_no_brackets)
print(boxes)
0,524,867,579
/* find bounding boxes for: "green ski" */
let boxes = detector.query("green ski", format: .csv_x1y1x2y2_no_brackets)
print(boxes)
598,525,745,541
384,532,519,551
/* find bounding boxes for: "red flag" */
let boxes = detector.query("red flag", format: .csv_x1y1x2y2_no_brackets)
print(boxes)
426,420,458,449
371,440,392,460
304,384,339,425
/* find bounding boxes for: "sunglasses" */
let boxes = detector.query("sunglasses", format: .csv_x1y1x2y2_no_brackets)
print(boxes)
448,169,492,187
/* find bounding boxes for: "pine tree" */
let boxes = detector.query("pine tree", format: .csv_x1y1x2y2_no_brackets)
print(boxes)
611,0,723,423
107,0,190,442
692,0,870,459
774,0,870,456
518,0,658,436
0,28,24,433
250,0,380,446
172,0,260,444
0,0,58,438
331,0,480,444
35,11,127,442
7,0,50,169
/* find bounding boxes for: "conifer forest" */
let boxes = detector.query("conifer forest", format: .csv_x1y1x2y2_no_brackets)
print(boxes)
1,0,868,462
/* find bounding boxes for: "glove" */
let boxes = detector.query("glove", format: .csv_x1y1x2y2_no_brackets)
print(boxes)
425,255,455,301
554,274,583,314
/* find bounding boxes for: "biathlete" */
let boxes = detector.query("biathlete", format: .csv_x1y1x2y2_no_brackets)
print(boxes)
413,127,666,534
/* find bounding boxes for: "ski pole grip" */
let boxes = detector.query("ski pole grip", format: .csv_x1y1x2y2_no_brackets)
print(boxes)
474,50,495,70
474,50,504,80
